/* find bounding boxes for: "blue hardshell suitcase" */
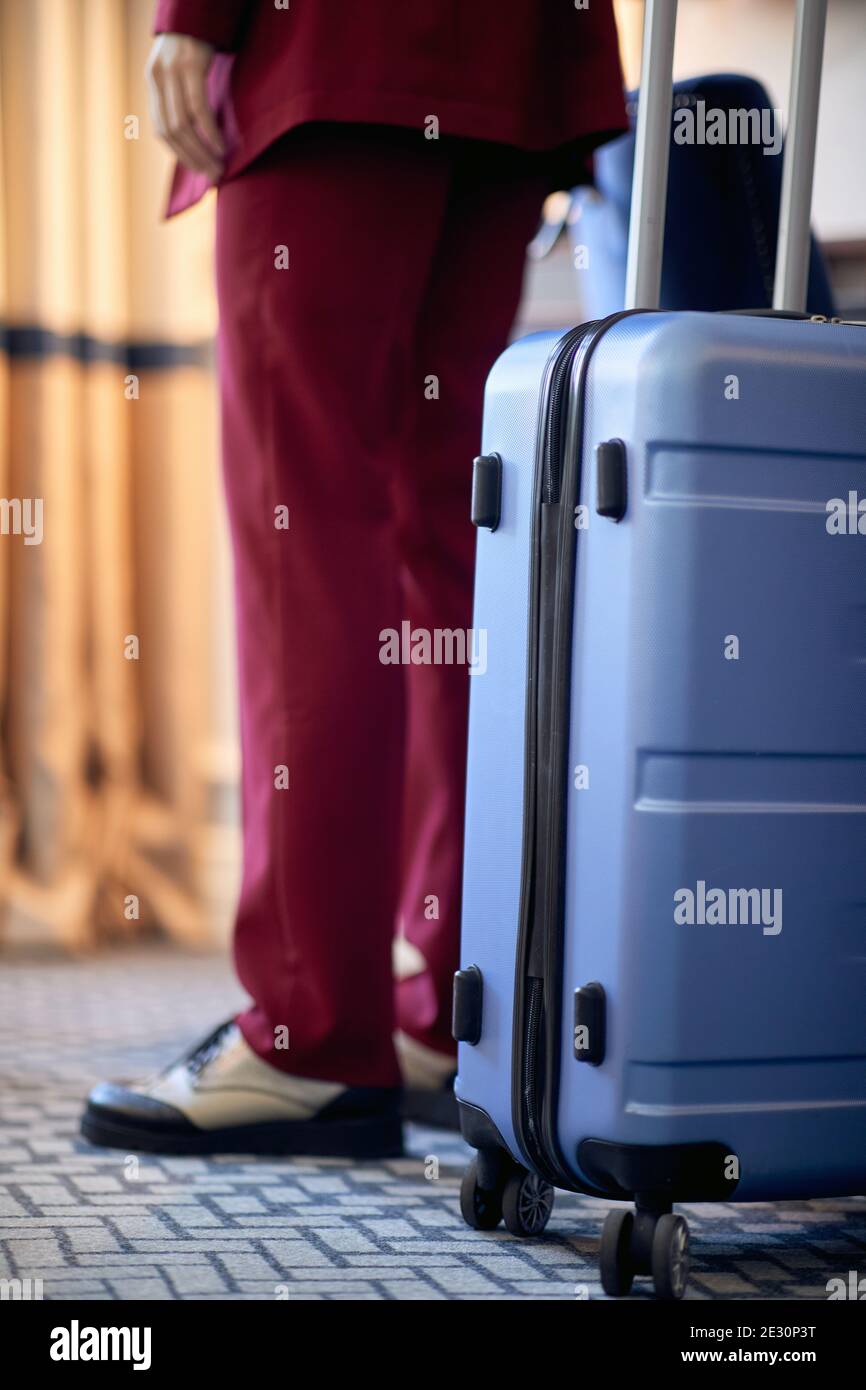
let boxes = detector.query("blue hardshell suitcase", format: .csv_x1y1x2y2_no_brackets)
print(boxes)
454,0,866,1299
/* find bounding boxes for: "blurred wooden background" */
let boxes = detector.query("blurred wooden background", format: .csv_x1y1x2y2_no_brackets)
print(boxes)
0,0,863,952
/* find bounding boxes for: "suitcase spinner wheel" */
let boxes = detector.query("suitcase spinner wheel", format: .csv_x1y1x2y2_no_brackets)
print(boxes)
651,1214,690,1301
459,1158,503,1231
599,1210,635,1296
459,1154,554,1237
600,1203,690,1300
501,1169,555,1237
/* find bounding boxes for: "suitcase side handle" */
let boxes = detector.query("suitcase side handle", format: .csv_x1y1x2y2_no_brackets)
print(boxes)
624,0,827,315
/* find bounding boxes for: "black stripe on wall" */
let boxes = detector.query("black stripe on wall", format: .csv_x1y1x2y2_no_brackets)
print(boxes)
0,324,213,370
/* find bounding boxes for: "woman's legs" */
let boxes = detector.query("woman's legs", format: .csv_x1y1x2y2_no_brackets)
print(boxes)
216,125,545,1086
216,126,452,1086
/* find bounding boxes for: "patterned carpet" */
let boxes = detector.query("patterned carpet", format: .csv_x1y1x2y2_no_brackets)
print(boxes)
0,943,863,1301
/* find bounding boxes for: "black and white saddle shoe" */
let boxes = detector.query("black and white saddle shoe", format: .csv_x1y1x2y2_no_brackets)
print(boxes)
81,1020,403,1158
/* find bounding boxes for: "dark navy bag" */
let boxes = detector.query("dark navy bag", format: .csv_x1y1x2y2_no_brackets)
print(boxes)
573,73,835,317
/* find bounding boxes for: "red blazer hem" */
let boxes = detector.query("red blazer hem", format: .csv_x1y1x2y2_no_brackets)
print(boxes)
164,88,627,218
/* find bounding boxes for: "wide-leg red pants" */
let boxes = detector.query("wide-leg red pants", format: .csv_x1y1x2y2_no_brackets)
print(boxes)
215,124,546,1086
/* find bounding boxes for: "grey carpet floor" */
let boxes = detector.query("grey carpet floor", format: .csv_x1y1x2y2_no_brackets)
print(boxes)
0,943,863,1301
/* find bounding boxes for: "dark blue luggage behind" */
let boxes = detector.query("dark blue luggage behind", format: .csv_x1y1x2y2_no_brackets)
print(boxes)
574,73,835,318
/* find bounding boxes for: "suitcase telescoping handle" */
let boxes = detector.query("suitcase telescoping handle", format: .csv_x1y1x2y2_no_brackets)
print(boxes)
624,0,828,314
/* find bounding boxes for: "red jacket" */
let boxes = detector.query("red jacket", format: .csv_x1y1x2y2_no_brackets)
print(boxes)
154,0,626,216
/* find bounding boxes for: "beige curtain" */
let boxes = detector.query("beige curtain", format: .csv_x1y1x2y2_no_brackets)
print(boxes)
613,0,645,88
0,0,239,949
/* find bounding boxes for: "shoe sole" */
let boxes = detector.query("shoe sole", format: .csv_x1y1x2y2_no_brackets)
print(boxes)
401,1086,459,1130
81,1108,404,1159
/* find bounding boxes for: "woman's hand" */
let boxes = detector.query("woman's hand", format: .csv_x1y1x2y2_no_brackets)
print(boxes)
146,34,225,180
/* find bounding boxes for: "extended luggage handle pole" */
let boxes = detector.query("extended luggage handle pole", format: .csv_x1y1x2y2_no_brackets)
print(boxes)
625,0,827,316
624,0,678,311
773,0,828,312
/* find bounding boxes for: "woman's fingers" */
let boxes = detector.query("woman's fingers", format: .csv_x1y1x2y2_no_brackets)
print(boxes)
180,61,225,164
146,34,223,180
164,68,223,179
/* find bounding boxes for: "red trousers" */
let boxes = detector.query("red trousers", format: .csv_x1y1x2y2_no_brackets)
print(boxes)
216,125,545,1086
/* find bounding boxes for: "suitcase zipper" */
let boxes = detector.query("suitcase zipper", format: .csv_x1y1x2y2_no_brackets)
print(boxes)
522,978,544,1148
521,327,593,1166
542,328,592,505
515,322,597,1184
542,353,571,504
513,310,645,1191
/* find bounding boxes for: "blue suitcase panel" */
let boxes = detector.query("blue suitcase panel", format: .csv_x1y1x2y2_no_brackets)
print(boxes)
459,311,866,1201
